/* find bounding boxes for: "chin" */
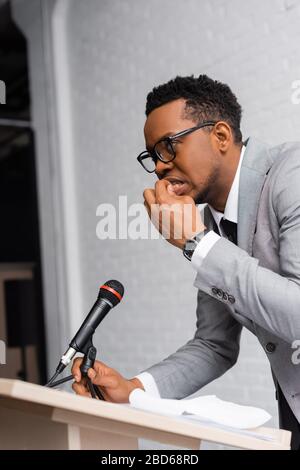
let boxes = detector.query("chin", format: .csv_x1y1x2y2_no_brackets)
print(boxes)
194,193,206,205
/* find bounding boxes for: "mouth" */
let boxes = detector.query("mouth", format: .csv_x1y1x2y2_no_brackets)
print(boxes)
163,176,190,196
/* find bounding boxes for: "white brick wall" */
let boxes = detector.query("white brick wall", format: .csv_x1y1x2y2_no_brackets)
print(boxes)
21,0,300,449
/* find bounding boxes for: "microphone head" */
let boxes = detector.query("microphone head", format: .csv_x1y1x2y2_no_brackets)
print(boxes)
99,280,124,306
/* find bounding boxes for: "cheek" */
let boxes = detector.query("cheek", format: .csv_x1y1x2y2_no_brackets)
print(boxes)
180,150,211,183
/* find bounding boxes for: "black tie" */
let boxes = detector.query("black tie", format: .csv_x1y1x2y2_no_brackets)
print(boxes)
219,218,238,245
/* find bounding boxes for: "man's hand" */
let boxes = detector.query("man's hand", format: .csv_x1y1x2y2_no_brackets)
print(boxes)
143,180,206,249
71,357,144,403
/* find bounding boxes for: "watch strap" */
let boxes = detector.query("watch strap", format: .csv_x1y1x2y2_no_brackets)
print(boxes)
183,231,205,261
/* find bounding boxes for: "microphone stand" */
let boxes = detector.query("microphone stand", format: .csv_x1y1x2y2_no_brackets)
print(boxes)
45,337,105,400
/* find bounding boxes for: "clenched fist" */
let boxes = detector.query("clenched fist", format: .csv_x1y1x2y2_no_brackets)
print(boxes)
71,357,144,403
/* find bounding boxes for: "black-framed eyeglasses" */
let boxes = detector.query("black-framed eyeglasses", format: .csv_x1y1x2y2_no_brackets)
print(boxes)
137,120,217,173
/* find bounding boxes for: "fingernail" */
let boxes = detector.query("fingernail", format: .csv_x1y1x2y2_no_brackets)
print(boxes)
75,375,79,382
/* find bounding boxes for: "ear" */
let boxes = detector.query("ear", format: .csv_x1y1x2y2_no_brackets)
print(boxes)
212,121,232,152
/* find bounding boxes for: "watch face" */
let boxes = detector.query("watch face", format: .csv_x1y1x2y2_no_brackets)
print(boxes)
183,239,197,261
185,239,197,250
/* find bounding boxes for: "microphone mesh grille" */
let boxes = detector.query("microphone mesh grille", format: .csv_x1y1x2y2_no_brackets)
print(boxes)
99,280,124,306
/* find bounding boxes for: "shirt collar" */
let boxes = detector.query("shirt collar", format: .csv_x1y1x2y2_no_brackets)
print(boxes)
208,145,246,225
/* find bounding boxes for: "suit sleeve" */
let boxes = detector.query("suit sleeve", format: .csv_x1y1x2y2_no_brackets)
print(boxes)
139,289,242,399
193,152,300,344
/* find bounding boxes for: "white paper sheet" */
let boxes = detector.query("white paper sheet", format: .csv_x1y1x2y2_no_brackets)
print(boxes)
129,389,271,430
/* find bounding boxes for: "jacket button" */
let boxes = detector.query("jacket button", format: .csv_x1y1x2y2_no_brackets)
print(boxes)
211,286,218,295
223,292,229,301
266,342,276,353
217,289,223,298
228,295,235,304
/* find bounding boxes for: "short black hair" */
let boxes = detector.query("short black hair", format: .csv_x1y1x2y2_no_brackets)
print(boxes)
146,74,243,144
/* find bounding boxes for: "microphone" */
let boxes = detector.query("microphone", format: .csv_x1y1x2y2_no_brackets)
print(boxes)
55,280,124,374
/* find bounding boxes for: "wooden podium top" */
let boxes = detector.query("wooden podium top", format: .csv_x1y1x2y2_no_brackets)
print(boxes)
0,379,291,450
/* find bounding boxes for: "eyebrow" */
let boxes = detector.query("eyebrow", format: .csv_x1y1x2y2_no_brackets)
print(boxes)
146,130,178,151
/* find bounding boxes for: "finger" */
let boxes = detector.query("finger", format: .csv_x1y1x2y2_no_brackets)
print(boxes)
87,366,119,388
155,180,177,204
144,200,150,216
71,356,83,382
166,184,178,196
143,188,156,207
144,199,160,231
72,380,91,397
86,360,109,385
87,366,103,384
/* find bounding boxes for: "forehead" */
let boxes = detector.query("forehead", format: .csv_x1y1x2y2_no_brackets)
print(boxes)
144,98,194,147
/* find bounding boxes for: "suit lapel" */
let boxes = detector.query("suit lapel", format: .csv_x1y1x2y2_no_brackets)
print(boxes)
203,137,273,256
237,137,272,255
200,138,274,331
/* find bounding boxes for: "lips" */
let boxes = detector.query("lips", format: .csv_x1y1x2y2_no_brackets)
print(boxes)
164,177,190,196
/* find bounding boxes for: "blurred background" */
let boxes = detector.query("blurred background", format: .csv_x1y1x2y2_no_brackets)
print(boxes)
0,0,300,449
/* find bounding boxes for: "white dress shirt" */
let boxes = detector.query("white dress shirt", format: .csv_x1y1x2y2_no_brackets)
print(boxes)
135,145,246,397
191,144,245,269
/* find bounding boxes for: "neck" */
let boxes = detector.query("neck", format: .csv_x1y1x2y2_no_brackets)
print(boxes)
208,144,242,212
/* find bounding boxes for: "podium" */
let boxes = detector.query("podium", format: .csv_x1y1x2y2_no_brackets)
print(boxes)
0,379,291,450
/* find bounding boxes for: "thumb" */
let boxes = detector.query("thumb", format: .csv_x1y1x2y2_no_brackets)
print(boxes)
155,180,176,203
167,184,176,195
87,368,97,381
86,360,107,381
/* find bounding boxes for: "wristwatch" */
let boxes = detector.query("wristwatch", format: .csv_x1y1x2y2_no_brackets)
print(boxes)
183,231,205,261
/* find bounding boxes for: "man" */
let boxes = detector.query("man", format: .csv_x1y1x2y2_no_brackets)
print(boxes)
72,75,300,449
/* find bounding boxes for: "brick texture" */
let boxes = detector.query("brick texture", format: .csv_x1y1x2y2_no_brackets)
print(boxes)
53,0,300,449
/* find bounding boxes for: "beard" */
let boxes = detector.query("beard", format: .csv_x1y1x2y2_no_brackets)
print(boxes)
194,165,220,205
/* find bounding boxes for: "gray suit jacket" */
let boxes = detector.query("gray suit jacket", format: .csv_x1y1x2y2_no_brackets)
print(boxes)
143,136,300,421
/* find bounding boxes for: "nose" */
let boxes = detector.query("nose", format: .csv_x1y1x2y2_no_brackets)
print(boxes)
155,159,175,179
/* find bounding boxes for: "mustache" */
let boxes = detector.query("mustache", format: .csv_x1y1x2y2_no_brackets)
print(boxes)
156,171,168,181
